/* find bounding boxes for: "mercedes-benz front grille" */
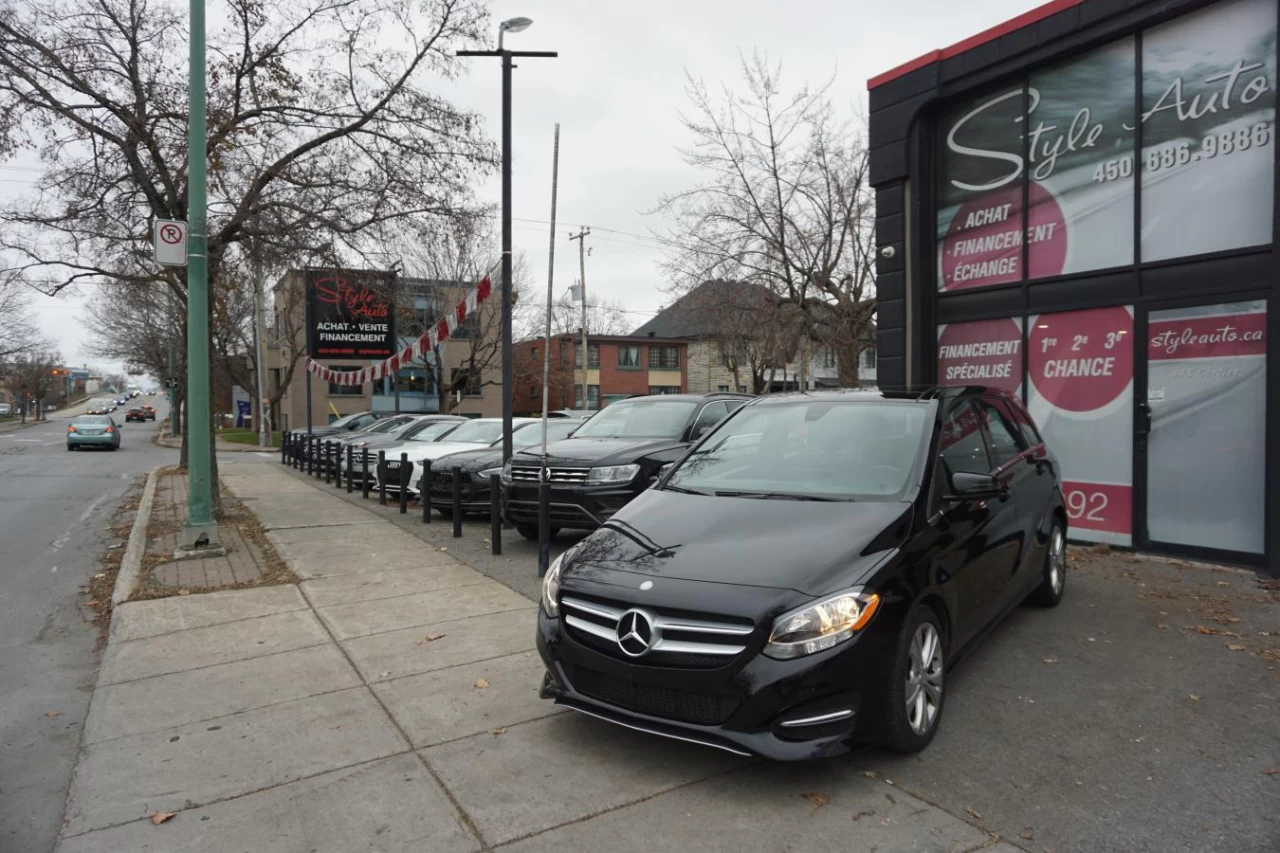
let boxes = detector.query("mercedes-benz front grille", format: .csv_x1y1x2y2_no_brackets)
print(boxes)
509,464,590,484
560,595,753,669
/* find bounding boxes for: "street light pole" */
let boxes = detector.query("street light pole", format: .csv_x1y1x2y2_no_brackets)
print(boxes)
459,18,556,463
182,0,217,549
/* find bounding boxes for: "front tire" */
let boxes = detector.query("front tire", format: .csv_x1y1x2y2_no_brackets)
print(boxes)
884,606,946,754
1028,521,1066,607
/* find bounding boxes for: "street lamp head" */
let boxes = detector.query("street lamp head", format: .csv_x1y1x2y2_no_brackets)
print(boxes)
497,16,533,49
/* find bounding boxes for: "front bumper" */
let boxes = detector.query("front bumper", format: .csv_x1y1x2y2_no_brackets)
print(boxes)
535,607,895,761
505,482,640,530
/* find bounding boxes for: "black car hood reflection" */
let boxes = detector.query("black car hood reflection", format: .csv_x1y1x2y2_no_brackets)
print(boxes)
430,447,500,474
563,489,912,597
513,437,681,466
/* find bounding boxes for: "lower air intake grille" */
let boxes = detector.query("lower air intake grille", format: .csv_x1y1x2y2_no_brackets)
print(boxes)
570,667,735,725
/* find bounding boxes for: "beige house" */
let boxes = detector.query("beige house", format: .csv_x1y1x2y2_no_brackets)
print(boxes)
270,271,503,430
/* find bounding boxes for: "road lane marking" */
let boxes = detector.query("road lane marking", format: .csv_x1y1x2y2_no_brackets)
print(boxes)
49,492,113,553
15,439,41,442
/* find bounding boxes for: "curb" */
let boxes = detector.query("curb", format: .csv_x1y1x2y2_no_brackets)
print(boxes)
112,465,163,607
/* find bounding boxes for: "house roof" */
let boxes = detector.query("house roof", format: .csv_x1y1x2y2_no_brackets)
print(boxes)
631,280,775,339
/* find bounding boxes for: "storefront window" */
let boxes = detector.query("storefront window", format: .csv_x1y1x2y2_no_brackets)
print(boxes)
1140,0,1276,262
935,317,1024,395
1027,306,1134,546
1028,38,1135,277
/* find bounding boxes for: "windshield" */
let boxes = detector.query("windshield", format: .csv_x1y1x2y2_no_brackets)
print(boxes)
664,401,930,500
362,416,412,435
329,412,367,428
407,422,463,442
572,400,697,439
439,420,505,444
510,420,578,448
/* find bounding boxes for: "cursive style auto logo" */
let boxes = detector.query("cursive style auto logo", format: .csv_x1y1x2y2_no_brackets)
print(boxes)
615,609,654,657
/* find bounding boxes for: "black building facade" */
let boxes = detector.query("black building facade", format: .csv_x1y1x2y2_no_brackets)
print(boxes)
869,0,1278,574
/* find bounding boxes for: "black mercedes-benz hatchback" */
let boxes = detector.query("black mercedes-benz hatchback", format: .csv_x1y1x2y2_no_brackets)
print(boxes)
536,387,1067,760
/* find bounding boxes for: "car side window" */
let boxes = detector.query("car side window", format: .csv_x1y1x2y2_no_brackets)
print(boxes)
691,402,729,437
939,401,991,475
1005,399,1043,447
976,400,1024,468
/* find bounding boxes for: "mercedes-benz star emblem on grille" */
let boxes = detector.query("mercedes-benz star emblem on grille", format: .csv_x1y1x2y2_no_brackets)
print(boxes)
615,609,654,657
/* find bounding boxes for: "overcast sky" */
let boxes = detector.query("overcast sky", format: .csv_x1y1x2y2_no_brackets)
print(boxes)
0,0,1040,372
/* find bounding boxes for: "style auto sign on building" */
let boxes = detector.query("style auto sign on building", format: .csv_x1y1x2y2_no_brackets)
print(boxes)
306,269,396,359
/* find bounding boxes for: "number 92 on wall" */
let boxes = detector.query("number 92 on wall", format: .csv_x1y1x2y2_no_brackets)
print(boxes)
1062,481,1131,536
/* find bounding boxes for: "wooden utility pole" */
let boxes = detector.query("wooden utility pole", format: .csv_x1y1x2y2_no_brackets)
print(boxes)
569,227,590,409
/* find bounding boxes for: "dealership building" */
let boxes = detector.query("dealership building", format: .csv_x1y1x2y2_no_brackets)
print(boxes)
869,0,1277,573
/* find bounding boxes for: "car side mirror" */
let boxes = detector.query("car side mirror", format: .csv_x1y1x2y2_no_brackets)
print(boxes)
944,472,1004,502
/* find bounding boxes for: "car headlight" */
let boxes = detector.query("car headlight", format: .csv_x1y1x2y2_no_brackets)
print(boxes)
500,460,513,486
586,464,640,486
541,552,564,617
479,467,503,480
763,590,881,660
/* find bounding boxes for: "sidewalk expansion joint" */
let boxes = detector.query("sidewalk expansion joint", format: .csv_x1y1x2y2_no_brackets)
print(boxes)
102,601,312,645
93,638,329,689
488,759,761,851
294,579,491,850
309,577,490,609
371,648,541,687
329,603,535,643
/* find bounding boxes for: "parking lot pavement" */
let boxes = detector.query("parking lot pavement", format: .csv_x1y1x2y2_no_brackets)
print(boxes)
57,456,1011,853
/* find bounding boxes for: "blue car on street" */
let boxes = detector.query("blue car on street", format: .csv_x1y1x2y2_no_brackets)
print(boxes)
67,415,121,451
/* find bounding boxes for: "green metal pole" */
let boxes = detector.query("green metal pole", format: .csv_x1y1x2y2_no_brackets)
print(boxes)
183,0,216,542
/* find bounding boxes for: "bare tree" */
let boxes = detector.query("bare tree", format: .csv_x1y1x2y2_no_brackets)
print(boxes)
0,0,496,503
655,54,876,384
0,277,47,358
5,348,62,419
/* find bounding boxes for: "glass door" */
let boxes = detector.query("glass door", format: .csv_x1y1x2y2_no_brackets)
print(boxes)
1140,299,1267,559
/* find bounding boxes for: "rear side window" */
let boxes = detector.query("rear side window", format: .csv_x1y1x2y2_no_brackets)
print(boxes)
976,400,1024,468
1005,399,1043,447
692,402,729,435
939,401,990,475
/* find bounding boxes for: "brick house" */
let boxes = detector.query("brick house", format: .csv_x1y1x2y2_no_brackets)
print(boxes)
512,334,688,413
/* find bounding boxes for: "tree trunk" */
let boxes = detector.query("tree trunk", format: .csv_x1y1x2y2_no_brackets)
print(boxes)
836,342,863,388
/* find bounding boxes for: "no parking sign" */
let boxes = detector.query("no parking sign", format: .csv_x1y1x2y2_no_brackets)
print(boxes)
153,219,187,266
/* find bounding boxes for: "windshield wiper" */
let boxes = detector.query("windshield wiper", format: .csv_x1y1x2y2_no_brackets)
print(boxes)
713,489,848,502
661,484,711,496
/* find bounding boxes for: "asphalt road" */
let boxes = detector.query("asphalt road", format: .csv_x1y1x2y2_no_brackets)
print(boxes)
0,398,176,853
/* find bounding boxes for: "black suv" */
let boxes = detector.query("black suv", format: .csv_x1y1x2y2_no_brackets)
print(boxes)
502,393,751,540
536,387,1066,760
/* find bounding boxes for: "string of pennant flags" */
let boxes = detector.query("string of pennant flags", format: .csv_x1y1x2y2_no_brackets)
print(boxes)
305,273,494,387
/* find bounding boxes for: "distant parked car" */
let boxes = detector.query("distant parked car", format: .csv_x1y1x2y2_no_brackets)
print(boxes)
67,415,121,451
0,402,11,416
503,392,750,540
378,417,538,496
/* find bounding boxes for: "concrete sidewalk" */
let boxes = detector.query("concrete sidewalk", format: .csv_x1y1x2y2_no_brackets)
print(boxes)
57,457,1009,853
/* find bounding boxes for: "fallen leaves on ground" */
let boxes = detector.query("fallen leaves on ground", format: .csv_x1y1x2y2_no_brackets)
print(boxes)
1189,694,1201,701
489,727,507,735
1193,625,1242,638
83,599,99,607
1021,828,1035,840
1263,768,1278,776
801,792,830,811
1042,658,1058,664
965,806,983,820
46,711,59,718
178,589,190,596
474,678,490,690
149,812,175,826
1227,644,1246,651
416,633,446,645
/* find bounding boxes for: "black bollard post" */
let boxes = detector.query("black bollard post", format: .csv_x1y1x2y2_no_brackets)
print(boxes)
421,459,432,524
490,475,502,556
307,437,315,476
378,451,387,506
398,453,409,514
451,467,463,538
346,446,354,493
324,442,333,484
334,443,343,489
361,449,370,500
537,478,551,576
280,433,288,465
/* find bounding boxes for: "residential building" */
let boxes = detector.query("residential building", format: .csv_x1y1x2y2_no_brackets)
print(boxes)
271,271,503,430
512,334,688,413
633,280,877,394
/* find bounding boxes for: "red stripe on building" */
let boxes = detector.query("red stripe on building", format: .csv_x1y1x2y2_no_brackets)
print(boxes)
868,0,1087,89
